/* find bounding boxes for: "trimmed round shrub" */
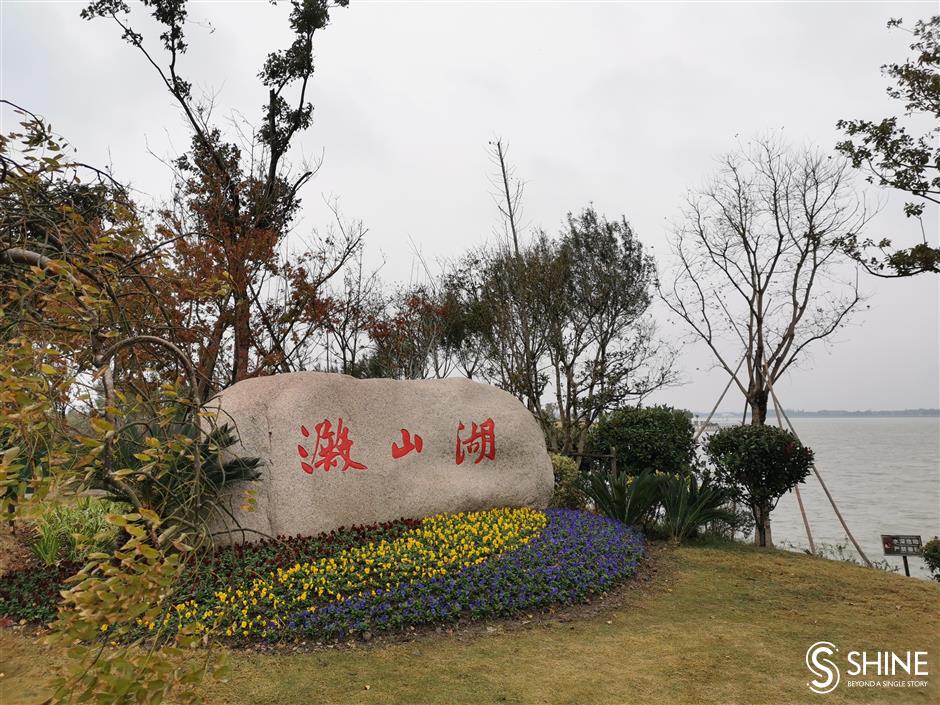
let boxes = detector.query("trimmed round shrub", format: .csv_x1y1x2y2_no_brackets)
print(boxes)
706,424,814,547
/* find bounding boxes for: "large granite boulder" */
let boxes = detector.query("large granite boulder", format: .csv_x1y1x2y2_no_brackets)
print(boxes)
207,372,553,542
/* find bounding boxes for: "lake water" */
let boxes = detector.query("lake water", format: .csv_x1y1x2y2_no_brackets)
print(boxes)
717,417,940,579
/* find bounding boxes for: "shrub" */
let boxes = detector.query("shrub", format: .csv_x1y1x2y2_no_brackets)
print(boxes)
548,453,587,509
924,537,940,581
585,469,661,526
30,497,125,564
588,405,695,475
658,473,734,542
706,425,814,547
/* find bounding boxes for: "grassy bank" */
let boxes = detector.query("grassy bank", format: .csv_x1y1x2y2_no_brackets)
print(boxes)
2,542,938,705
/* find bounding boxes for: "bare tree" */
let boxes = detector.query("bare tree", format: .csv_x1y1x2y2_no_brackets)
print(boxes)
485,139,546,412
660,136,869,425
437,141,673,454
319,249,383,375
273,203,368,373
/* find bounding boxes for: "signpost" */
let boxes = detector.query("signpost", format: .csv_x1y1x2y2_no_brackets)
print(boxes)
881,534,923,577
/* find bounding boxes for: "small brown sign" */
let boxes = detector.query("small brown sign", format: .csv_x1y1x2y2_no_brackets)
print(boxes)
881,534,922,556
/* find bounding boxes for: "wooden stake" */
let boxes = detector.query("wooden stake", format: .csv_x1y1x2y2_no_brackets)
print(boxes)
768,373,816,555
693,355,747,442
769,386,873,568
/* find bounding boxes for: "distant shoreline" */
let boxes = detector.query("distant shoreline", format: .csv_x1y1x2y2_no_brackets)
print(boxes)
695,409,940,419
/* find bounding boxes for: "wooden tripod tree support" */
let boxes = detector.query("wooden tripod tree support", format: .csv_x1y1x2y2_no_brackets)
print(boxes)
767,376,816,556
695,357,873,568
767,385,874,568
693,356,746,443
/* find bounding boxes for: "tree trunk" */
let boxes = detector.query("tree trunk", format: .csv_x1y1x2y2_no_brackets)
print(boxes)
232,263,251,384
196,310,230,400
748,389,768,425
232,287,251,384
753,502,773,547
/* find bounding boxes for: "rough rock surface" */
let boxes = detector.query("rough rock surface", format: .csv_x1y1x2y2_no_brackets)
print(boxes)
207,372,553,542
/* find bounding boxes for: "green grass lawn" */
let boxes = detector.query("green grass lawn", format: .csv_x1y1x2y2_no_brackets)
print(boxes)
2,542,938,705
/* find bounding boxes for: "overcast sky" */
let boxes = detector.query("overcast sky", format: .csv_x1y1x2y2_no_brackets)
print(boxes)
2,0,938,412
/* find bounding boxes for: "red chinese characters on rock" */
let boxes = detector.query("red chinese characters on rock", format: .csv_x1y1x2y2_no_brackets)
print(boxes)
297,419,367,473
297,417,497,473
391,429,424,459
455,418,496,465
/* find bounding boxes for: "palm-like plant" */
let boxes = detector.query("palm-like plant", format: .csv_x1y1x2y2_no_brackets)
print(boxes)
659,473,734,542
92,420,261,544
586,468,661,526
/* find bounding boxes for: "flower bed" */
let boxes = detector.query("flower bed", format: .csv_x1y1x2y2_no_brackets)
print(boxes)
2,508,645,643
168,508,643,641
287,509,645,641
183,518,424,605
167,507,549,638
0,519,423,625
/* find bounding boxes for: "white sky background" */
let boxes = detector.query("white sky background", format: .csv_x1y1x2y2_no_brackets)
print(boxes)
2,0,938,413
